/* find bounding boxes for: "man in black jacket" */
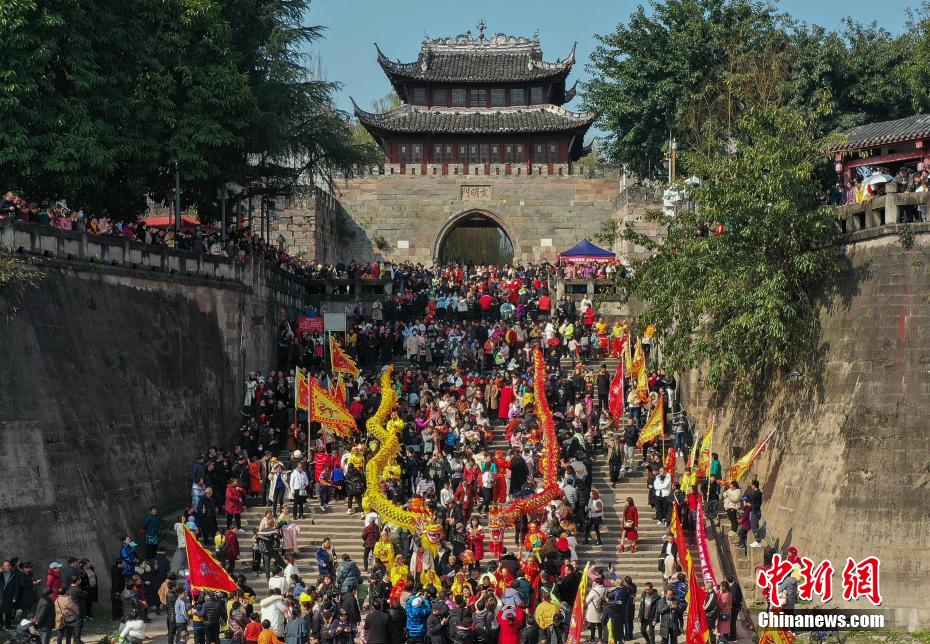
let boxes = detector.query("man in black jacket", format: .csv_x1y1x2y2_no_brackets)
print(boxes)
364,600,390,644
60,559,81,594
654,589,684,644
639,582,660,644
199,593,222,644
596,365,611,409
509,450,529,494
67,577,89,642
0,560,23,628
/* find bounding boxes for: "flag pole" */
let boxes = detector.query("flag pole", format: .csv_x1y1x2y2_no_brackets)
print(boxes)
704,424,714,504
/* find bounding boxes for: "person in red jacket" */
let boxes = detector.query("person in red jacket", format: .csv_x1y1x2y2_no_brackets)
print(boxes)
225,479,246,530
479,293,493,320
538,293,551,317
222,528,241,573
312,447,332,499
45,563,63,600
248,461,263,499
497,603,524,644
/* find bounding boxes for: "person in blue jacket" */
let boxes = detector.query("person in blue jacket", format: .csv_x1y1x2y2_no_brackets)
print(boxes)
405,591,431,643
119,536,138,576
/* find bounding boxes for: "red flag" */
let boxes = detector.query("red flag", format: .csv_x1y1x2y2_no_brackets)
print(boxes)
607,360,625,420
328,375,347,406
565,562,591,644
183,526,238,593
665,448,677,480
295,370,310,411
329,334,360,377
686,568,712,644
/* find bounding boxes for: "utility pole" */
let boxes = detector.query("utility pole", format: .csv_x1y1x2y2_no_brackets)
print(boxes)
174,166,182,235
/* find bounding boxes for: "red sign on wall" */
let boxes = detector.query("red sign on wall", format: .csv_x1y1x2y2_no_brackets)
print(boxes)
297,316,324,334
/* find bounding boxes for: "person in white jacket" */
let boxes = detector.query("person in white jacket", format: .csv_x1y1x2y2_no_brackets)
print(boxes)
652,467,672,527
119,612,147,644
260,589,287,636
267,462,291,515
288,462,310,519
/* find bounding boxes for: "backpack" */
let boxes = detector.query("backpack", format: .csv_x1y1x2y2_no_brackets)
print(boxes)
594,588,607,612
215,541,227,559
474,611,493,642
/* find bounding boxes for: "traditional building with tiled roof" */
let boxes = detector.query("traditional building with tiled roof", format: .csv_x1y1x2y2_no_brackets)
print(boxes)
832,114,930,180
355,24,594,167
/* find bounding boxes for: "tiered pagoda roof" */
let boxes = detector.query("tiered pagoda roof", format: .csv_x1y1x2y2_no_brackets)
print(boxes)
352,102,595,135
375,33,575,86
355,29,593,142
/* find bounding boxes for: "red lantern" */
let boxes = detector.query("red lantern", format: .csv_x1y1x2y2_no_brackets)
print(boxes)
714,223,726,236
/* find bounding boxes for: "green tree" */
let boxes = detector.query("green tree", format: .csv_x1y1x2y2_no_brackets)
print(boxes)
617,106,843,392
0,254,43,318
0,0,377,220
583,0,786,177
351,92,401,159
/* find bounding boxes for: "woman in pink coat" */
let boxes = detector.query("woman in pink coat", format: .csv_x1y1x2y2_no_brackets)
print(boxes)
717,580,734,643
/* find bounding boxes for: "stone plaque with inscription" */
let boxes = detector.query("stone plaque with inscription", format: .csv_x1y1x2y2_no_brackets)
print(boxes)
461,185,491,200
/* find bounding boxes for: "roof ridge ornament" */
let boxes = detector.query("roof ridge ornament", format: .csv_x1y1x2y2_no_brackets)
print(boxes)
478,19,487,41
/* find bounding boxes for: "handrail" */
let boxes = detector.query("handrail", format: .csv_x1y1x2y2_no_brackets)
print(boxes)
0,219,307,307
833,188,929,237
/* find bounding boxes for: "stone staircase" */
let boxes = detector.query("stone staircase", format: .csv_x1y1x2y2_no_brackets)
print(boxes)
238,493,369,591
163,352,669,607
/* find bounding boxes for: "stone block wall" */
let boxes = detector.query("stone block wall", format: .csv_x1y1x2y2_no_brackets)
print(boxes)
0,261,282,599
276,173,625,264
681,233,930,629
274,188,344,263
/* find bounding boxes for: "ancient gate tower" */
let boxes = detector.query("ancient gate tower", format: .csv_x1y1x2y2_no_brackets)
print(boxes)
275,26,625,264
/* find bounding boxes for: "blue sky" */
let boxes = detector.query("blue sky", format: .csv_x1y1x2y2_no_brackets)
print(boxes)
307,0,911,117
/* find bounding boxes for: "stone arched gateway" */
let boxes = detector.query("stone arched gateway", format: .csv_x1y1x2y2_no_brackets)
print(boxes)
432,209,520,265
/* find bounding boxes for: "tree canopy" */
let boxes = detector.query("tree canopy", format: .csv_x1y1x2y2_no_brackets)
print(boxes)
609,105,843,392
0,0,379,220
583,0,928,177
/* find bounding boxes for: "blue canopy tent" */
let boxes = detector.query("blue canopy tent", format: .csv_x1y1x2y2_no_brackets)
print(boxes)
557,239,617,265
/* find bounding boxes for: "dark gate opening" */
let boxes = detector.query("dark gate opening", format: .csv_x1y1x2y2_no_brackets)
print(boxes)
438,213,515,266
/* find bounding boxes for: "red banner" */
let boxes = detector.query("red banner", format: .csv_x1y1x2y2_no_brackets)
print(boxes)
565,562,590,644
490,347,562,526
298,316,324,334
329,334,360,377
184,526,239,593
607,359,625,420
295,371,310,411
695,494,718,586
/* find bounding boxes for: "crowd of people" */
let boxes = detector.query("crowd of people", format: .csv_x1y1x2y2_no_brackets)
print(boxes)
825,165,929,222
1,259,770,644
1,192,622,288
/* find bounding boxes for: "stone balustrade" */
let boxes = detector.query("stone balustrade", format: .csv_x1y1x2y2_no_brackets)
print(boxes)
1,219,305,309
834,187,929,235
